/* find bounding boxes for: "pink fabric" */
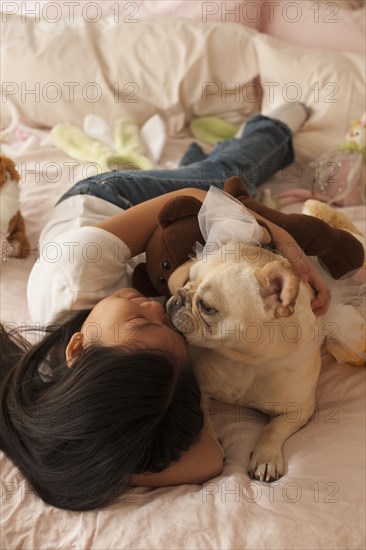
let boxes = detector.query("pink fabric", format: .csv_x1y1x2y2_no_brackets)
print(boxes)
259,0,366,54
3,1,364,53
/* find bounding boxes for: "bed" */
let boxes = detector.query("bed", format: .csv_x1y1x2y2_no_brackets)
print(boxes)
1,2,365,549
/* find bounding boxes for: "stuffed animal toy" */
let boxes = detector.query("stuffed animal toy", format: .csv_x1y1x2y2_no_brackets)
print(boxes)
303,112,365,206
268,113,366,208
0,154,30,262
51,114,166,172
132,193,208,297
132,176,365,297
190,116,238,145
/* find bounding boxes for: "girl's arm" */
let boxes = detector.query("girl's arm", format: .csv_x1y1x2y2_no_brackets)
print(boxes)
96,188,207,257
130,430,224,487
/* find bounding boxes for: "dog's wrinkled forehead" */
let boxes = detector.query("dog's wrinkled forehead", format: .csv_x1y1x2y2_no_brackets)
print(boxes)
186,244,270,311
192,264,256,311
189,243,276,286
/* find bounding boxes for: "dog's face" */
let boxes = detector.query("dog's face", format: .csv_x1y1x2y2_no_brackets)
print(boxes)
166,243,301,351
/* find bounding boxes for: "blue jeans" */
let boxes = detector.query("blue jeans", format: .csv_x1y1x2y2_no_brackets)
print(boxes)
57,115,293,208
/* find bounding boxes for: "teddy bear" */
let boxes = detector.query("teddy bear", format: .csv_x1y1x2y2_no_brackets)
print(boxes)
0,154,30,262
132,176,365,298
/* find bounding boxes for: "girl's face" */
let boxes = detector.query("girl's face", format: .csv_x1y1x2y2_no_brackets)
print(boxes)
66,288,189,367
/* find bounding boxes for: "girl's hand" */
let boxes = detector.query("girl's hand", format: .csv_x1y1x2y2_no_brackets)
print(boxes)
130,430,223,488
248,208,331,316
273,227,331,316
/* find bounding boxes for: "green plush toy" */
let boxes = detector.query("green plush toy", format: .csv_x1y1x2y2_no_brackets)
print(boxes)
190,116,238,145
51,115,163,171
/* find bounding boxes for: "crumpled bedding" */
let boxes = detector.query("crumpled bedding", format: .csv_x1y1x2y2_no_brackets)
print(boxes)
0,131,365,549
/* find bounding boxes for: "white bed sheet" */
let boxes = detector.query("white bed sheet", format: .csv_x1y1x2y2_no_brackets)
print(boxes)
1,137,365,550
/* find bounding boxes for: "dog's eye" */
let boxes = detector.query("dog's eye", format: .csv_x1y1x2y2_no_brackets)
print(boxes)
197,300,217,315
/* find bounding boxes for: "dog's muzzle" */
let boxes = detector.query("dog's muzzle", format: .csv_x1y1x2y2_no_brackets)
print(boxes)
166,289,196,335
167,288,191,312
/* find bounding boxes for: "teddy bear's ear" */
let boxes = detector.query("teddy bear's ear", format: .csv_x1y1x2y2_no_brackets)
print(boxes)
224,176,251,199
132,263,161,297
157,196,202,226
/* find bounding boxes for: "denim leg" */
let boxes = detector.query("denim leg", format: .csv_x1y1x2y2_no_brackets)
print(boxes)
58,115,293,206
200,114,294,193
179,142,207,167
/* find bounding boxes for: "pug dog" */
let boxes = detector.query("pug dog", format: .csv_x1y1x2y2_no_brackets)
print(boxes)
166,243,325,482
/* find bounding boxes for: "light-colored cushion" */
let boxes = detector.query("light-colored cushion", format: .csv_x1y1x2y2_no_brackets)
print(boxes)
0,0,262,26
1,15,259,133
254,33,366,162
260,0,365,54
134,0,261,28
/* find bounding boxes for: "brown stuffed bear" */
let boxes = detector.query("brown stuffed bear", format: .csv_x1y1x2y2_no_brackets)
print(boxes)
132,194,204,297
132,176,365,297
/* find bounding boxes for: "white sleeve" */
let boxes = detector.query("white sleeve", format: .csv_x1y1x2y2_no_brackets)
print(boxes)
27,226,132,325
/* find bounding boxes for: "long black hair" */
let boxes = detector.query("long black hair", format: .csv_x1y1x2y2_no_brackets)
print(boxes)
0,310,204,511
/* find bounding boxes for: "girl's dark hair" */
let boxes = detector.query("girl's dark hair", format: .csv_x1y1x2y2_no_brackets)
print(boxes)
0,310,203,511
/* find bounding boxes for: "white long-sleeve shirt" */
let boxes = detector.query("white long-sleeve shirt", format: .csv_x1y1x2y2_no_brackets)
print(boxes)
27,195,141,325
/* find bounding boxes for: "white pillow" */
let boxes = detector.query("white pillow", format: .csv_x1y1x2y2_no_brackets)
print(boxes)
253,33,366,162
1,15,259,134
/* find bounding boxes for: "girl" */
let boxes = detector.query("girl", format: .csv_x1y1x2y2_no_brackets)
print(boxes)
0,106,330,511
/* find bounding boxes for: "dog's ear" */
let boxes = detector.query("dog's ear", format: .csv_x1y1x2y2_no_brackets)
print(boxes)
255,260,300,318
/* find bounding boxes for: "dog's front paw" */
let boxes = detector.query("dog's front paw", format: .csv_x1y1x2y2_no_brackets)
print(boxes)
248,446,284,482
